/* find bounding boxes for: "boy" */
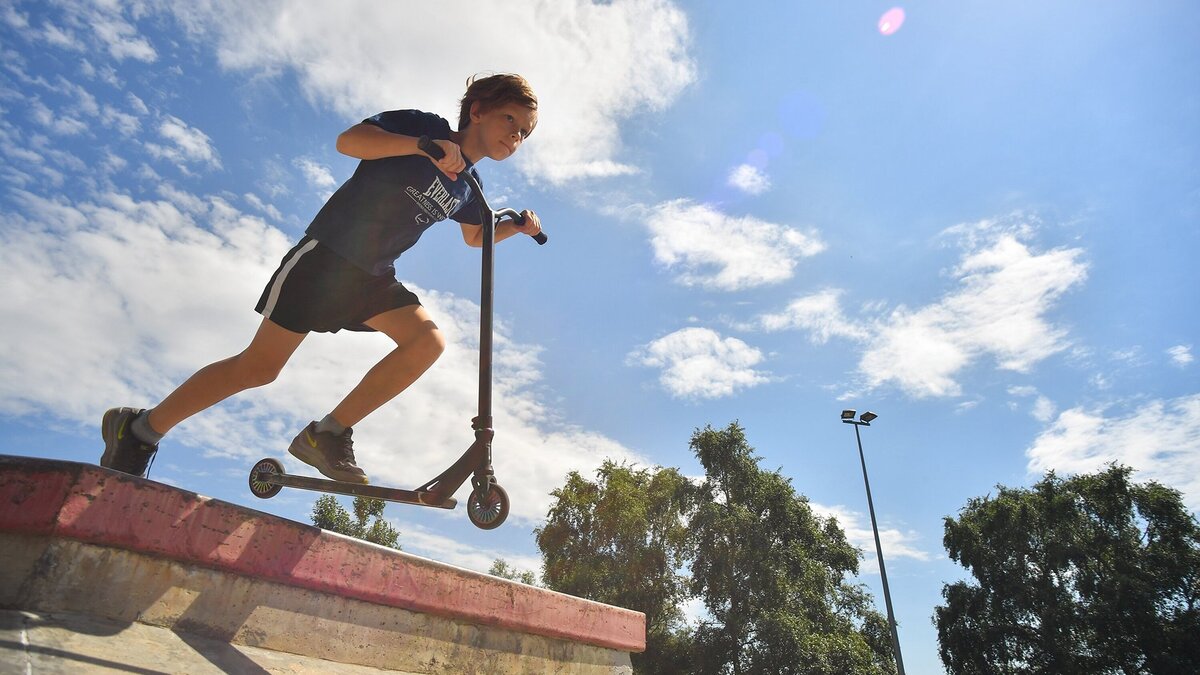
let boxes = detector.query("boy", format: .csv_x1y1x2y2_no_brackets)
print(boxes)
101,73,541,484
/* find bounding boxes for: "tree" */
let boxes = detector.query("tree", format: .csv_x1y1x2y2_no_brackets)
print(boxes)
688,422,895,675
488,558,538,586
535,424,896,674
310,495,401,550
536,460,697,674
936,464,1200,674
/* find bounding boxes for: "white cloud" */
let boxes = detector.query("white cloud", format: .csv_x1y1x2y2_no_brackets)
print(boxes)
1007,386,1058,422
727,163,770,195
757,289,869,342
860,224,1087,398
90,14,157,63
810,502,932,563
30,1,156,62
956,399,982,413
748,218,1087,398
1168,344,1193,367
294,157,336,190
145,115,221,171
646,199,825,291
30,98,87,135
161,0,695,184
1111,347,1145,365
242,192,283,222
1032,395,1057,423
3,5,29,30
101,104,141,137
629,327,769,399
0,186,645,524
39,21,82,52
1026,394,1200,513
127,93,149,116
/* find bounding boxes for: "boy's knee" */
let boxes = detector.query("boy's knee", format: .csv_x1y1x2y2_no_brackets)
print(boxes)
251,368,281,387
235,354,284,388
424,329,447,360
245,366,281,388
404,326,445,364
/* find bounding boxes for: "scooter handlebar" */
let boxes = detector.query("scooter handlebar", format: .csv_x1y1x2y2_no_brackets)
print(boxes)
418,135,547,245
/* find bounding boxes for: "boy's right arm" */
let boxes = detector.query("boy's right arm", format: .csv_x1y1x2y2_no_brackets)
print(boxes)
336,124,465,179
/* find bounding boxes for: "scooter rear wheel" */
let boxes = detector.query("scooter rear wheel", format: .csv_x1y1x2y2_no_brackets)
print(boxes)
249,458,285,499
467,483,509,530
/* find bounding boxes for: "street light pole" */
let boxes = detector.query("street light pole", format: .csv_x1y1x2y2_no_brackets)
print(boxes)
843,411,906,675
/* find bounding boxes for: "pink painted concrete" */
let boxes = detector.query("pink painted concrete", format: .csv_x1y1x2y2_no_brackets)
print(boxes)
0,454,645,652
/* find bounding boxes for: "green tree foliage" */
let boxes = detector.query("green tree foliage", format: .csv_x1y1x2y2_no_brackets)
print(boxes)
488,558,538,586
536,460,696,674
936,464,1200,674
310,495,401,550
536,423,895,675
688,422,895,675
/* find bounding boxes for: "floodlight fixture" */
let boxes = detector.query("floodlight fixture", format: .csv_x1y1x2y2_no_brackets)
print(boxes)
860,411,878,424
841,409,857,421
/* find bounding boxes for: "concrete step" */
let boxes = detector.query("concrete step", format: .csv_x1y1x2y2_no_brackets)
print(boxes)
1,609,418,674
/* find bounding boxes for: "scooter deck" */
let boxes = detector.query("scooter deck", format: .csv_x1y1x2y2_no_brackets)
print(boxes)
253,465,457,509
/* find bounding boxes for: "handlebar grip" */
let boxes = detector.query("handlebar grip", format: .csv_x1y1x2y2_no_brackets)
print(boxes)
511,212,548,245
417,135,445,160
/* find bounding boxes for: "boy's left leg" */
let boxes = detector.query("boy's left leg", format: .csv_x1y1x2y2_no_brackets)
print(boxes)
288,305,446,483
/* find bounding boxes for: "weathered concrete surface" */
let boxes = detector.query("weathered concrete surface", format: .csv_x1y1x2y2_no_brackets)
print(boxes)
0,455,643,674
1,609,418,674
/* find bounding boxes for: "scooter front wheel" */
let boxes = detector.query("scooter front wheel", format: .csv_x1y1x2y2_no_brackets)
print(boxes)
467,483,509,530
249,458,285,499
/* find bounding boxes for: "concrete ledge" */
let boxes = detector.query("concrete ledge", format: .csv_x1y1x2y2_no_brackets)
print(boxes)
0,455,644,672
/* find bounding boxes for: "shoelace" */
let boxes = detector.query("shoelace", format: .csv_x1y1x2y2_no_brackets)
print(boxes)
337,429,357,465
143,445,157,478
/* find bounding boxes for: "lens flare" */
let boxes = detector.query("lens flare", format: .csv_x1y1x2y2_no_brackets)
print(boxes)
878,7,905,35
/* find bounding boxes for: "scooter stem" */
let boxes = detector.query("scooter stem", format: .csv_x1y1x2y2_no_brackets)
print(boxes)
476,181,495,426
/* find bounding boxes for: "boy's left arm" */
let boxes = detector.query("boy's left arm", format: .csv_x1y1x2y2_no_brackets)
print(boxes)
459,210,541,248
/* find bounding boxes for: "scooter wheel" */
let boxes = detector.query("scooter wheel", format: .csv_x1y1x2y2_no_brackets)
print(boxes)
249,458,285,499
467,483,509,530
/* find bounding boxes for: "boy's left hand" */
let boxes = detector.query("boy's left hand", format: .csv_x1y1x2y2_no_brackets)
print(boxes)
514,210,541,238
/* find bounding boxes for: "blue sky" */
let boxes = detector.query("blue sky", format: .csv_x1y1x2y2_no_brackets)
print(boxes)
2,2,1197,672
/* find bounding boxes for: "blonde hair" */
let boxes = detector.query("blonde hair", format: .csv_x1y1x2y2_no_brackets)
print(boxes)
458,73,538,135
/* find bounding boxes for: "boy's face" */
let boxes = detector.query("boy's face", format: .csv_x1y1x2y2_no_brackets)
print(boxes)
471,102,537,161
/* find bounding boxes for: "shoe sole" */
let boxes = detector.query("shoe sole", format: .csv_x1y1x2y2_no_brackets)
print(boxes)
288,434,369,484
100,408,126,469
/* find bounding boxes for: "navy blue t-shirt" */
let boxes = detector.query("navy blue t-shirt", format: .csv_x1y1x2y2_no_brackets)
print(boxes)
305,110,484,275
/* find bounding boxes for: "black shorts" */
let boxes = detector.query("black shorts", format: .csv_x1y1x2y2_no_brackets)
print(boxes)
255,236,420,333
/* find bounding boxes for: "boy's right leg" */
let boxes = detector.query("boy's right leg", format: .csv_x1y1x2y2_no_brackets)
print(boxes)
102,318,306,476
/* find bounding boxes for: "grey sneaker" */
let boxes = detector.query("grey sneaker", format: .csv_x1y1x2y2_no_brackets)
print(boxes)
288,422,368,484
100,407,159,477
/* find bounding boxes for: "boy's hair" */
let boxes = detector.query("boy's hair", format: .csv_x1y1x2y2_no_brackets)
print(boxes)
458,73,537,135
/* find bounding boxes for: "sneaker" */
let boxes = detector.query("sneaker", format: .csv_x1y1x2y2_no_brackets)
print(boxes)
100,407,159,477
288,422,369,484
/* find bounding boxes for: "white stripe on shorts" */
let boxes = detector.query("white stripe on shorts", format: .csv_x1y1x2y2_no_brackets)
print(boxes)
261,238,319,320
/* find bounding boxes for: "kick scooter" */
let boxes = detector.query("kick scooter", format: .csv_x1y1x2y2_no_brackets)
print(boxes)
248,136,547,530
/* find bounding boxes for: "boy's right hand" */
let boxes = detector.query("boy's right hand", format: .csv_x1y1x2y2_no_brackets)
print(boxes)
423,139,466,181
